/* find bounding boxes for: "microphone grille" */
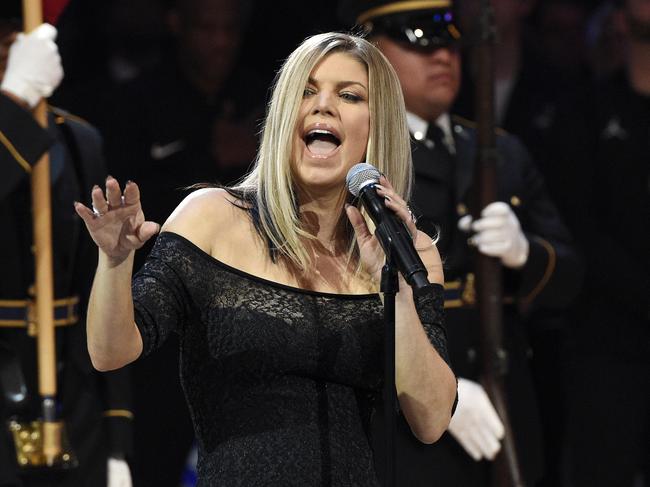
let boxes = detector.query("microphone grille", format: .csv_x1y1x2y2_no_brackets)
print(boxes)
346,162,381,197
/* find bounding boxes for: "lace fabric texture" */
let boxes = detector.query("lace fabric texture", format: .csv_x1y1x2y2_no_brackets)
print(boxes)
132,232,449,486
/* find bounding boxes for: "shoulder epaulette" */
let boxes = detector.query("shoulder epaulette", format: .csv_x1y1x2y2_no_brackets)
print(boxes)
450,114,476,128
47,105,91,127
451,114,509,137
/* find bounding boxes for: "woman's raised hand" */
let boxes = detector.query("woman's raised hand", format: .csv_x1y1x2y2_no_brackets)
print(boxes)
74,177,160,265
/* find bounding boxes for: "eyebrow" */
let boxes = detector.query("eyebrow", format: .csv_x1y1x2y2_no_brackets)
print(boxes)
307,77,368,92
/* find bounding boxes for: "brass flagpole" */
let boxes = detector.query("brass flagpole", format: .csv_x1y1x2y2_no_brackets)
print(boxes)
22,0,60,466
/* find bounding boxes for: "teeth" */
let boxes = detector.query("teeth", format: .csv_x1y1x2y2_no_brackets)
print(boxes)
305,129,341,146
308,129,335,137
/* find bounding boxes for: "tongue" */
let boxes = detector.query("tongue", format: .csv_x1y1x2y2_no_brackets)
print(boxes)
308,139,338,155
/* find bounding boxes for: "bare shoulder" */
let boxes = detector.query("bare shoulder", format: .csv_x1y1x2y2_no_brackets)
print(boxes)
160,188,248,254
415,230,444,285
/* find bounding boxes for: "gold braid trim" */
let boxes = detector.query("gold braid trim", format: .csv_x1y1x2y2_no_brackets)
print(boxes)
521,237,557,307
358,0,451,23
103,409,134,420
0,130,32,173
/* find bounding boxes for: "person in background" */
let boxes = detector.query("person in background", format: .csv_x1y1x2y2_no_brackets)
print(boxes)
0,10,133,487
340,1,583,485
73,32,457,486
563,1,649,485
453,2,597,484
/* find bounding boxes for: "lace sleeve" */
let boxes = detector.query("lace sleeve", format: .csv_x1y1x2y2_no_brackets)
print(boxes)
132,237,191,357
413,284,451,367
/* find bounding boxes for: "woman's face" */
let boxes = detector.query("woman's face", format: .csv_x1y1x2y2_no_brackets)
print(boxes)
292,51,370,194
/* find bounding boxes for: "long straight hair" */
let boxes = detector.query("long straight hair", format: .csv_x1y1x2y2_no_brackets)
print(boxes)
231,32,412,274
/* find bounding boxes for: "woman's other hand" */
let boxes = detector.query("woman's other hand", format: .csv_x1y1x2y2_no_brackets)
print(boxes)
345,175,432,285
74,177,159,265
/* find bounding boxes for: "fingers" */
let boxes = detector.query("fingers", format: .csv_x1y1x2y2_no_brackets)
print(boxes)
481,201,511,217
481,397,506,441
33,23,58,42
470,228,509,246
449,378,505,461
73,201,96,225
122,180,140,206
345,204,372,242
457,214,472,233
91,184,109,216
471,215,507,232
374,178,417,238
90,178,142,217
121,220,159,252
460,202,516,233
137,221,161,243
473,423,503,460
105,176,122,209
379,174,394,190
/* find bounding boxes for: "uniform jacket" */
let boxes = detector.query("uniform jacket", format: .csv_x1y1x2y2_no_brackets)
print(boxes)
380,115,582,486
0,93,133,486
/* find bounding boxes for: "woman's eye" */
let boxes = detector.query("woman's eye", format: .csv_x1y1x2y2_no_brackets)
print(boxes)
341,92,362,102
303,88,315,97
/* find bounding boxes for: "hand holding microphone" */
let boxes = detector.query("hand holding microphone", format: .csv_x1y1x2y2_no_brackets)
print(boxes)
345,162,430,292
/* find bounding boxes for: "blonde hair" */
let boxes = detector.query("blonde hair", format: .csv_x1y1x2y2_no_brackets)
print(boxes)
232,32,412,272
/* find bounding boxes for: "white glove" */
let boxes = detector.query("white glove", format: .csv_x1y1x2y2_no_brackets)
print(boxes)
458,201,529,268
1,23,63,108
107,457,132,487
448,378,505,461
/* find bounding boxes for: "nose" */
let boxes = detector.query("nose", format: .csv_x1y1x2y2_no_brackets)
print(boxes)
311,90,337,117
427,46,456,63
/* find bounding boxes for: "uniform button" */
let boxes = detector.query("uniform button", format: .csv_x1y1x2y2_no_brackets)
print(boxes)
467,348,477,363
510,195,521,207
413,131,424,141
457,203,468,216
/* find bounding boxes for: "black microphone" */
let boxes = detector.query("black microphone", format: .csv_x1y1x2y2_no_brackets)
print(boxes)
346,162,431,293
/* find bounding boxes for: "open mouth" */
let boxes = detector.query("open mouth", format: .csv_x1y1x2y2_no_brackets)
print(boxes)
304,129,341,157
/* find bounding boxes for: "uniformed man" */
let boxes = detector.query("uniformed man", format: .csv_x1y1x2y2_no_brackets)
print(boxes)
0,9,133,486
339,1,583,485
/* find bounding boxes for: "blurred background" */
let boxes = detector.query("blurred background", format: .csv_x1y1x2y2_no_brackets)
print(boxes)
3,0,648,486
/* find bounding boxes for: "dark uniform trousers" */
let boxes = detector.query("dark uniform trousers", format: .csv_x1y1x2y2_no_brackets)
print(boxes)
0,94,133,486
373,115,583,486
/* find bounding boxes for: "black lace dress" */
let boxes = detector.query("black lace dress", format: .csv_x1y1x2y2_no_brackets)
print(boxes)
133,232,449,486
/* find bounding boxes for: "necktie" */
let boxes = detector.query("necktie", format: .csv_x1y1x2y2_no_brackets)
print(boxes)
424,123,456,253
426,123,455,182
427,124,449,153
